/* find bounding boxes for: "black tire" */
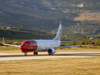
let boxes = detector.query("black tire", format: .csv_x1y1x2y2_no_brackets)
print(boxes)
34,52,38,55
36,52,38,55
24,53,27,56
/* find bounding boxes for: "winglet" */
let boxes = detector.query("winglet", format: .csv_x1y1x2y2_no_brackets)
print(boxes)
3,37,5,44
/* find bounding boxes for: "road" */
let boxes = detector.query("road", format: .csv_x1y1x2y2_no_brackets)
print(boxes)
0,52,100,61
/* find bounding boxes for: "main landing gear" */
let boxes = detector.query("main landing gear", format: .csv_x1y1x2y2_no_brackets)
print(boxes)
34,52,38,55
24,52,38,56
49,53,53,55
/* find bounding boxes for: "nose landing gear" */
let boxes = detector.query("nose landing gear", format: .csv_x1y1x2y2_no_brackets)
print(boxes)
24,53,27,56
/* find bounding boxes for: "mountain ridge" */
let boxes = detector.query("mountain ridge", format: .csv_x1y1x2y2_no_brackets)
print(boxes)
0,0,100,36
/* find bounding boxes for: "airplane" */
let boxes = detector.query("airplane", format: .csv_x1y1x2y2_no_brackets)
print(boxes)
3,21,93,56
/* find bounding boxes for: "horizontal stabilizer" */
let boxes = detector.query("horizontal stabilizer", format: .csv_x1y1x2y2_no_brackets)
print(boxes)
2,37,20,47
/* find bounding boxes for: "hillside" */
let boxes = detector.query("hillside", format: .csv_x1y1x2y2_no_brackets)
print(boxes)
0,26,54,40
0,0,100,36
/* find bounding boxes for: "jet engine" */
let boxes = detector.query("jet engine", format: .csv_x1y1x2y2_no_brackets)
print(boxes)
47,48,56,55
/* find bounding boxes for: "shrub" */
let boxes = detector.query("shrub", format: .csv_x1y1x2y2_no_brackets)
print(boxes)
0,43,3,46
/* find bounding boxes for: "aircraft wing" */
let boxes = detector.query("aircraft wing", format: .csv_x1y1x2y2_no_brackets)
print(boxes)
3,43,20,47
3,37,20,47
54,45,93,49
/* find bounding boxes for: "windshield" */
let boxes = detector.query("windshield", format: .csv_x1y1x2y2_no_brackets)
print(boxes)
21,43,28,45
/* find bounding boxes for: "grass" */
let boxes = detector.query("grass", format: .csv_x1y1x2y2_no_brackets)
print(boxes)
0,46,100,75
0,46,20,53
0,57,100,75
0,46,20,51
0,46,100,53
57,46,100,52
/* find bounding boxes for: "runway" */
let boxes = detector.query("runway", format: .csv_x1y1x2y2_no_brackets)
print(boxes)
0,52,100,61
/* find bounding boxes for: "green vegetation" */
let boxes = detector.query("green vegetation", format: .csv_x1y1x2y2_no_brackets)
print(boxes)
0,26,54,42
0,46,20,51
0,26,100,46
0,0,100,36
0,0,100,45
0,26,55,45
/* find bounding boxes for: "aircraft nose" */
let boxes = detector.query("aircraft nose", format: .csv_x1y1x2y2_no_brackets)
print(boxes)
20,45,24,52
20,40,38,53
20,45,28,53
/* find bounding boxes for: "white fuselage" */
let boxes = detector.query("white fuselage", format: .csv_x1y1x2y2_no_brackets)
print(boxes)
35,40,61,51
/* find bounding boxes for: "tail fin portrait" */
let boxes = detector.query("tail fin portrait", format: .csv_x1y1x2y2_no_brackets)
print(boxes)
53,21,62,41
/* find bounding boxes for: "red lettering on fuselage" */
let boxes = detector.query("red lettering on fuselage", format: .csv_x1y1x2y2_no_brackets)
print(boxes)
20,40,37,53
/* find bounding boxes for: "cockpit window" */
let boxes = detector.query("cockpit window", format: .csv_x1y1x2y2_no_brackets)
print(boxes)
21,43,28,45
25,43,28,45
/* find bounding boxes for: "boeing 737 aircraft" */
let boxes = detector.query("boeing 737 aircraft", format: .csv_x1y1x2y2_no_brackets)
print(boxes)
3,22,92,56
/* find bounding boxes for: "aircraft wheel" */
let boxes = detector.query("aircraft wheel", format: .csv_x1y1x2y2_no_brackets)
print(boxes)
34,52,38,55
36,52,38,55
49,53,53,55
24,53,27,56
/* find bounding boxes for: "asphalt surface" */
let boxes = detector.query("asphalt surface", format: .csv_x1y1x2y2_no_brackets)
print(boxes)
0,52,100,61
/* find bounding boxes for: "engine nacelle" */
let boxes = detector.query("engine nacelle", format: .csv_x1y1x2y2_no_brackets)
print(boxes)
47,48,56,55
